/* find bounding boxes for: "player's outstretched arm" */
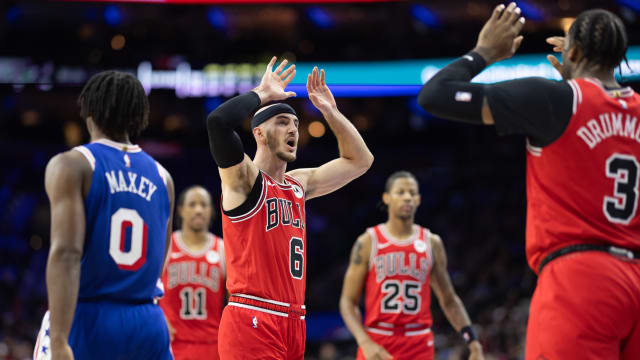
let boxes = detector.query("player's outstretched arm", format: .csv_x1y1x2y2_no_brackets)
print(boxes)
429,234,484,360
206,56,296,210
44,151,91,360
287,67,373,200
417,3,573,147
339,233,392,360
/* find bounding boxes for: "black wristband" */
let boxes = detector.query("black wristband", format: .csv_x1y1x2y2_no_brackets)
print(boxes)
460,325,477,345
463,51,488,77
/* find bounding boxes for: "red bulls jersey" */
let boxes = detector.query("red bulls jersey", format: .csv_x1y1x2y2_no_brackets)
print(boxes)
363,224,434,331
160,231,225,343
526,78,640,272
221,171,306,305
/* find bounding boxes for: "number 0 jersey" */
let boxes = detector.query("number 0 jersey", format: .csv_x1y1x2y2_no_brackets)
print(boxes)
363,224,434,331
526,78,640,272
220,171,306,305
159,231,225,343
72,139,170,302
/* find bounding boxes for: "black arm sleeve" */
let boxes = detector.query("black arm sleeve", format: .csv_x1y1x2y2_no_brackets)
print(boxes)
485,77,573,146
206,91,261,168
418,51,488,124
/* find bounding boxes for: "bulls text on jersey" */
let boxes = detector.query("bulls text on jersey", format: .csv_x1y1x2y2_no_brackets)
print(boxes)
265,197,305,231
374,252,430,283
166,261,222,292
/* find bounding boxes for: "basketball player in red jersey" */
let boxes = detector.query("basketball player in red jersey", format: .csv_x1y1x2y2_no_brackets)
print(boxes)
159,186,225,360
205,58,373,359
340,171,484,360
419,3,639,359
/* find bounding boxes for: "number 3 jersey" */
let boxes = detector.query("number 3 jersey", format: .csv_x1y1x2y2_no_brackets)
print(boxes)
526,78,640,272
220,171,306,305
363,224,434,330
159,231,225,343
71,139,170,302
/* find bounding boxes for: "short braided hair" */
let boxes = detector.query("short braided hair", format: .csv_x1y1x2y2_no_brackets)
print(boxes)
568,9,628,71
78,71,150,139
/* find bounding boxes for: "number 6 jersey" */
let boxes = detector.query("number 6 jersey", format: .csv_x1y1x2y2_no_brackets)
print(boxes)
363,224,434,331
220,171,307,305
526,78,640,272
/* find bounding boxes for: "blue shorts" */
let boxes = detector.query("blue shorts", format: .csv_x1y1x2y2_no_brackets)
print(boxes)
35,301,173,360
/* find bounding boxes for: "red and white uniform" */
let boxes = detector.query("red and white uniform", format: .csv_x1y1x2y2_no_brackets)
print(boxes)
160,231,225,360
358,224,434,360
525,79,640,360
218,171,307,360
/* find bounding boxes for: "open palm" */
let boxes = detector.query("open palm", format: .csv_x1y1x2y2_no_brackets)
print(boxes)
307,67,337,114
254,56,296,103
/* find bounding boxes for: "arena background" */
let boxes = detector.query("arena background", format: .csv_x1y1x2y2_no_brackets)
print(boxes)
0,0,639,359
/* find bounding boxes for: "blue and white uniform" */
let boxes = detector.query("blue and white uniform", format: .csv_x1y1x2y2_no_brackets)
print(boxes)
35,139,172,360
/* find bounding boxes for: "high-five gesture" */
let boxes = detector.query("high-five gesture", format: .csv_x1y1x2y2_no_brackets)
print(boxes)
253,56,296,104
307,67,337,115
474,2,526,65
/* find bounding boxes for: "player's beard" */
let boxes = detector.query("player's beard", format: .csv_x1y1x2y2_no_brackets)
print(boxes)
267,131,296,163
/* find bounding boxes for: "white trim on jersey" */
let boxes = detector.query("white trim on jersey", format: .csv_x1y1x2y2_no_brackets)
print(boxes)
72,145,96,170
405,328,432,336
93,138,142,152
567,79,580,115
366,327,394,336
231,293,292,307
584,77,635,98
377,322,394,328
227,175,268,223
173,231,214,257
228,302,289,317
379,224,420,246
367,227,378,270
218,238,226,278
155,161,167,186
526,138,543,157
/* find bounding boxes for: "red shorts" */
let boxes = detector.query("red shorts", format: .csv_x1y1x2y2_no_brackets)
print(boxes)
171,341,219,360
218,297,306,360
356,328,434,360
526,251,640,360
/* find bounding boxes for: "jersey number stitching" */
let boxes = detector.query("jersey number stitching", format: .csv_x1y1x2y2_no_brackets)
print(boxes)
603,153,639,224
179,286,207,320
289,237,304,279
109,208,148,271
381,280,421,314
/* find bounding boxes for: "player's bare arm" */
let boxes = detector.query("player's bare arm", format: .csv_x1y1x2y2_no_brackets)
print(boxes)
339,233,392,360
206,56,296,210
287,67,373,200
429,233,484,360
45,150,92,360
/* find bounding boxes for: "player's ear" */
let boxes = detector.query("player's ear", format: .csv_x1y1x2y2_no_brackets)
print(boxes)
415,194,421,208
382,192,390,206
253,126,266,145
567,44,581,64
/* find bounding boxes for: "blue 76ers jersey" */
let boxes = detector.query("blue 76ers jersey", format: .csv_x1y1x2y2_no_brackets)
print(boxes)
73,139,170,302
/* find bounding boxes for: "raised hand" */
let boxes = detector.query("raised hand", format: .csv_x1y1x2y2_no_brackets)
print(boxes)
546,36,565,76
253,56,296,104
307,66,337,115
474,2,526,65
